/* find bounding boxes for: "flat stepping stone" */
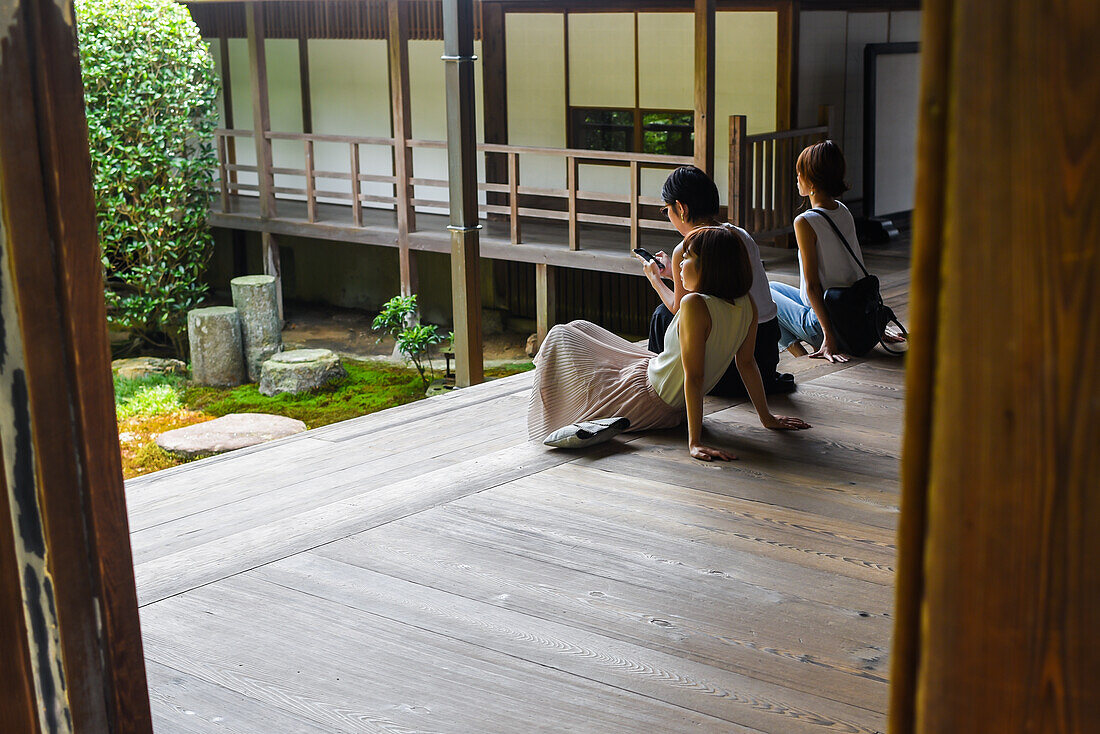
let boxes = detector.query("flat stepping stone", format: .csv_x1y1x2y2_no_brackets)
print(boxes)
156,413,306,457
112,357,187,380
259,348,346,397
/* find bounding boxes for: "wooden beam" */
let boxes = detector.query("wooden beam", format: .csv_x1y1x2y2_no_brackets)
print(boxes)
776,1,798,129
388,0,418,300
728,114,747,226
693,0,716,174
443,0,484,387
298,36,312,134
246,4,276,219
246,4,282,319
891,0,1100,731
535,263,556,346
481,3,509,212
0,1,152,731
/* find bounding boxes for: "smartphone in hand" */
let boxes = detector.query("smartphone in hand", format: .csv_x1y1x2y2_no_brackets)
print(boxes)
633,247,665,270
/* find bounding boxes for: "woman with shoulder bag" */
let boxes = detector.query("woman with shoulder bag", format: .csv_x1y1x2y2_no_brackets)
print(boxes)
768,140,905,363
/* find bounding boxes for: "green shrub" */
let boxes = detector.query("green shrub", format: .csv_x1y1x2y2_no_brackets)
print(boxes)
76,0,219,356
372,295,448,389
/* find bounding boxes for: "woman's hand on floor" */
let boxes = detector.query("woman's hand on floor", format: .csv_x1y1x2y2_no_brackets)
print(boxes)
761,414,812,430
810,338,849,363
689,444,739,462
883,330,907,344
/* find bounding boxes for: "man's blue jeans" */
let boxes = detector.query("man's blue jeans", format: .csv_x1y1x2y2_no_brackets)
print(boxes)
769,282,824,350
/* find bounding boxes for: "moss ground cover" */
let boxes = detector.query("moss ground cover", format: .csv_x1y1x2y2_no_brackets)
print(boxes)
116,359,534,479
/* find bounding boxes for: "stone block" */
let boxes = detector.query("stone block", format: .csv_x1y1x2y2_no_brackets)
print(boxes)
156,413,307,457
259,348,346,397
231,274,283,381
112,357,187,380
188,306,246,387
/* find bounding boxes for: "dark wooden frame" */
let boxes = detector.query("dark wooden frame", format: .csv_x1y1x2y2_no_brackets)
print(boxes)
862,41,920,218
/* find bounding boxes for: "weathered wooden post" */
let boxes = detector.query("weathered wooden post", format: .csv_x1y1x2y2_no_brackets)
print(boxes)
442,0,484,387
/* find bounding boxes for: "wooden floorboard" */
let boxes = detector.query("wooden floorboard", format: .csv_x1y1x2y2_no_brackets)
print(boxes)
134,254,909,732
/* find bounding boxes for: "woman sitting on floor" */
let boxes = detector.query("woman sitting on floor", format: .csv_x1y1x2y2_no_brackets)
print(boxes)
645,166,793,396
528,226,810,462
769,140,905,363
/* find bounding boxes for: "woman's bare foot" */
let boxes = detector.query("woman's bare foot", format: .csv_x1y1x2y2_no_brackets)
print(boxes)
788,341,808,357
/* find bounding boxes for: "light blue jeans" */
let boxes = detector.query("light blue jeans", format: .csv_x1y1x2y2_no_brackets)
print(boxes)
769,282,824,350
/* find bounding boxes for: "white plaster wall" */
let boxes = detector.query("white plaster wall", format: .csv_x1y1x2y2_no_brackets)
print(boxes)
569,13,636,196
843,13,889,200
638,13,693,111
506,14,567,194
638,12,694,198
797,11,847,132
872,51,919,215
308,40,392,206
408,40,485,214
715,11,778,203
266,39,305,200
888,11,922,42
226,39,257,192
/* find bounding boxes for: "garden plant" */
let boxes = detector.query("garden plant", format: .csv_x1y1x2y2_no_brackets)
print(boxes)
372,295,450,389
77,0,219,356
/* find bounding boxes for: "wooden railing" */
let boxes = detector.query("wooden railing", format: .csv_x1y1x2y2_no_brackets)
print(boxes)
728,106,834,245
213,128,684,250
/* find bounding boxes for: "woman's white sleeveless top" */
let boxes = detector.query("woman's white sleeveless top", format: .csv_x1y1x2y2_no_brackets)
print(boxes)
797,202,865,304
647,294,753,407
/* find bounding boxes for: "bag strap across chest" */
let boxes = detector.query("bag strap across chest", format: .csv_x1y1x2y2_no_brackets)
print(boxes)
810,207,870,279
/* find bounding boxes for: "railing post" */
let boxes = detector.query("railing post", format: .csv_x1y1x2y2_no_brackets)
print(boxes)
536,263,556,348
350,142,362,226
567,156,579,250
629,160,640,252
728,115,747,226
216,132,230,213
305,138,316,223
508,151,521,244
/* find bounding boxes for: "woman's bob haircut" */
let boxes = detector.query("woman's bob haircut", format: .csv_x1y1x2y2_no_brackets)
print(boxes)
682,226,753,302
796,140,851,198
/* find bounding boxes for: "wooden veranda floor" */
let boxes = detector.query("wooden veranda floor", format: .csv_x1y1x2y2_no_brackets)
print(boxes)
128,260,910,734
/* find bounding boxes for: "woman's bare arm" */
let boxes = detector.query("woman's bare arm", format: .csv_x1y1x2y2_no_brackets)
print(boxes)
679,294,737,461
735,297,812,431
794,216,848,363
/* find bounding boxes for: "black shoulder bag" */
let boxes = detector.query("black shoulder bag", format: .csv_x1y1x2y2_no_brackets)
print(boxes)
810,208,907,356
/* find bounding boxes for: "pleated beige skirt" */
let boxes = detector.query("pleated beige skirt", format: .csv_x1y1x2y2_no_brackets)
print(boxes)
527,320,684,441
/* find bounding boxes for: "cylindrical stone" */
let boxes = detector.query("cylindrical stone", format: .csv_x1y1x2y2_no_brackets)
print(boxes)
259,348,346,397
231,274,282,381
188,307,246,387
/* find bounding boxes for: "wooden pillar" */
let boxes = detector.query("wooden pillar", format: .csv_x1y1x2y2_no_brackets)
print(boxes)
298,36,312,134
776,1,799,130
481,3,509,213
246,4,283,320
388,0,418,301
728,114,747,227
443,0,484,387
890,1,1100,731
0,1,152,732
535,263,556,347
693,0,716,175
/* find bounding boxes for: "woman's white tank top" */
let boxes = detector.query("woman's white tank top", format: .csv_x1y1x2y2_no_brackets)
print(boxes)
797,202,865,304
647,294,753,407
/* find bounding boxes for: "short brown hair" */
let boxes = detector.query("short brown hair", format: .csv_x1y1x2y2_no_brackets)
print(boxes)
796,140,850,198
682,226,752,301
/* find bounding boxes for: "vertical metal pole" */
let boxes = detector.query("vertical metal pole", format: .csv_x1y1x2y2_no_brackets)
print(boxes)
443,0,483,387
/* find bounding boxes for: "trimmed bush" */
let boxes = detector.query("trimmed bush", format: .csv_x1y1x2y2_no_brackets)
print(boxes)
76,0,219,355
